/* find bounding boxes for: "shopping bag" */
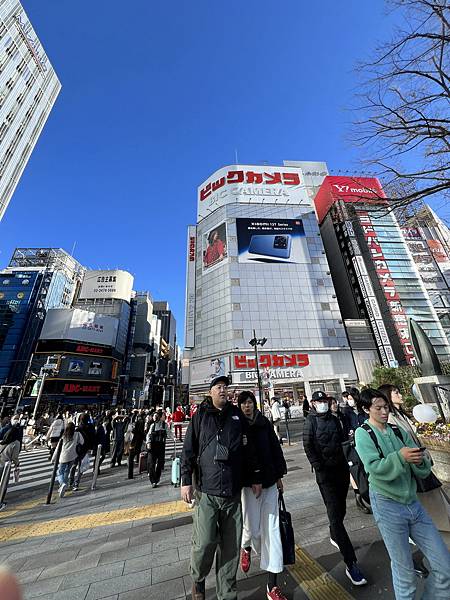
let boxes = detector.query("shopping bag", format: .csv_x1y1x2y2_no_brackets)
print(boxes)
278,491,295,565
80,454,90,473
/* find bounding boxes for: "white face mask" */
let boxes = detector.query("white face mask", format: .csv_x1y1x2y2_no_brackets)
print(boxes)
315,402,329,414
347,399,356,408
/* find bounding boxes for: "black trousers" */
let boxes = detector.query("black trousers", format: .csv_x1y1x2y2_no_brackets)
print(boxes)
148,442,165,484
316,468,356,567
111,438,124,466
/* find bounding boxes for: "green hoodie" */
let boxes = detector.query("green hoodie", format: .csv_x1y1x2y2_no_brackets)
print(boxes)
355,422,431,504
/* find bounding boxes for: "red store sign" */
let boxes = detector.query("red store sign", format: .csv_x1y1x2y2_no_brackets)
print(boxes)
234,353,310,370
200,170,301,202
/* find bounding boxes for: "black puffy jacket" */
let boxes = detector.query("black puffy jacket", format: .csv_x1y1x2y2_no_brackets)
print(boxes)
242,411,286,488
302,409,348,473
181,399,260,498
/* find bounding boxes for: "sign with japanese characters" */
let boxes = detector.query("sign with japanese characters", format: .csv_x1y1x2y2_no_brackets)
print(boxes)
185,226,197,348
40,308,119,348
360,213,415,365
79,270,133,301
197,164,309,220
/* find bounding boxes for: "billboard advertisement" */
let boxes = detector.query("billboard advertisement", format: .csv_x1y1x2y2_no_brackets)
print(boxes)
184,226,196,348
190,356,230,387
314,176,386,224
202,221,228,271
68,359,84,374
236,218,309,264
401,228,446,289
40,308,119,347
79,270,133,301
198,164,310,220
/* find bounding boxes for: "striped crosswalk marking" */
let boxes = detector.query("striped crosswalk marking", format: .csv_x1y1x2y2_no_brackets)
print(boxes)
7,423,189,492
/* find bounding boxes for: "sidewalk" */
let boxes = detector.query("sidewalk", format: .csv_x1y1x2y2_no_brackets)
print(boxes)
0,442,416,599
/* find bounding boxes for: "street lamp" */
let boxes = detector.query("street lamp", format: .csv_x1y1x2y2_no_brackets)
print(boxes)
249,330,267,412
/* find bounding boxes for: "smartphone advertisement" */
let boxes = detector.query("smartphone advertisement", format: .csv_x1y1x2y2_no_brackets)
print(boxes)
236,218,309,264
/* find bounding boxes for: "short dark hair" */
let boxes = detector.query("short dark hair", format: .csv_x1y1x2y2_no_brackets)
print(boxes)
360,388,389,411
377,384,398,414
238,391,257,410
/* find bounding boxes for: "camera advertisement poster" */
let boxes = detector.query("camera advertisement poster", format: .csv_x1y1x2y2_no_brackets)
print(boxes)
236,218,309,264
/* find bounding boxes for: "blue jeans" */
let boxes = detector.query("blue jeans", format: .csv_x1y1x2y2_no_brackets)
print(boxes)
370,489,450,600
57,461,73,487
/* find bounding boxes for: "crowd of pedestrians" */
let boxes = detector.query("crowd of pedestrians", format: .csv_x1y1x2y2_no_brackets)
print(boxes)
180,379,449,600
1,381,450,600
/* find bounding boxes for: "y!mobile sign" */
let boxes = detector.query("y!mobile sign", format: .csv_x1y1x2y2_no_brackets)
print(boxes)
197,164,310,220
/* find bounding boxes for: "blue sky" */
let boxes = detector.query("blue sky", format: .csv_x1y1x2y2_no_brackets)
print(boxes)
0,1,419,342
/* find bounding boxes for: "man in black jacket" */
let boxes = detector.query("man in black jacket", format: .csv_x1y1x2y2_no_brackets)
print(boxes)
181,376,261,600
303,390,367,586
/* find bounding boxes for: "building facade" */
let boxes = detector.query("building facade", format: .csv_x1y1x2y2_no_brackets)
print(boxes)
185,163,358,400
315,177,450,377
0,1,61,220
0,248,83,385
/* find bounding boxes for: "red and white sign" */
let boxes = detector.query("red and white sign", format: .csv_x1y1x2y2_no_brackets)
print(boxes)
314,176,387,224
197,164,309,220
234,353,309,369
360,213,415,365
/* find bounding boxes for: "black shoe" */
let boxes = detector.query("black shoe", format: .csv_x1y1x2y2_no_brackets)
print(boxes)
355,493,372,514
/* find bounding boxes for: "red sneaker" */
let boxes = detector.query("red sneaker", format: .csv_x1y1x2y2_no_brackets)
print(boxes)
240,548,251,573
267,586,287,600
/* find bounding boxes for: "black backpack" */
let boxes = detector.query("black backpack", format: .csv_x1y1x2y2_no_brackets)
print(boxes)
341,423,404,504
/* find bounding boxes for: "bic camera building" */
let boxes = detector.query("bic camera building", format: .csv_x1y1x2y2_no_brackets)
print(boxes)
184,162,358,400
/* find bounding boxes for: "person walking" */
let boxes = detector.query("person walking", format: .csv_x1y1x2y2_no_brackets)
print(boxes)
110,413,125,467
379,384,450,548
171,404,185,441
46,412,64,460
0,425,20,489
181,375,261,600
128,411,145,479
54,422,84,498
341,387,370,513
146,410,169,487
238,391,288,600
69,413,95,491
303,390,367,586
270,397,283,444
355,388,450,599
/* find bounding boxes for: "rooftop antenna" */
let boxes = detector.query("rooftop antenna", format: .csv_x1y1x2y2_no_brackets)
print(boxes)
234,148,239,164
70,241,77,257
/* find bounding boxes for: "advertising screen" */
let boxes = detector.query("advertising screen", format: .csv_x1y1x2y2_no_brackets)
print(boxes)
202,222,228,272
40,308,119,347
236,218,309,264
190,356,230,387
68,359,84,374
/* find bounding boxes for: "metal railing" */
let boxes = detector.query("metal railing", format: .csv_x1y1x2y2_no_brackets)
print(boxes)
0,460,11,510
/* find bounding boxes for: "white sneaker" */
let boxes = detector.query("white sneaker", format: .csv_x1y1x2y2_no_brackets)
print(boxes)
330,538,340,550
59,483,67,498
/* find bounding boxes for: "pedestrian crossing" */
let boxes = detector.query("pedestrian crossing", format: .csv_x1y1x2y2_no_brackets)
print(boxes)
6,425,188,493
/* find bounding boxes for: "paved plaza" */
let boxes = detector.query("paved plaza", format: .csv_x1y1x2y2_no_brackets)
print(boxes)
0,438,433,600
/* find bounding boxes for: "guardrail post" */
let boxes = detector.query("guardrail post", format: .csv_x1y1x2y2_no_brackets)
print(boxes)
0,460,12,510
46,438,63,505
91,444,102,491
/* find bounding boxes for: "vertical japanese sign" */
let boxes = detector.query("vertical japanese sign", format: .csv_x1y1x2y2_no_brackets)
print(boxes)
359,213,415,365
185,226,197,348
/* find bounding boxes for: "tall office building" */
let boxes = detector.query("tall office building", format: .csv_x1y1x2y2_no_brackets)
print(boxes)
0,248,83,384
314,177,450,377
185,162,357,399
0,1,61,220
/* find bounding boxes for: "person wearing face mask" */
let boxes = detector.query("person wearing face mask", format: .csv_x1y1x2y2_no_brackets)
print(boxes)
341,387,370,513
303,390,367,586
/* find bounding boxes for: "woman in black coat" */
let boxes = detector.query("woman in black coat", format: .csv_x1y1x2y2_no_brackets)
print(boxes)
238,391,288,600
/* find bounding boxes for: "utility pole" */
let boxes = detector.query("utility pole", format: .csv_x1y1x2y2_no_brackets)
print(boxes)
249,330,267,413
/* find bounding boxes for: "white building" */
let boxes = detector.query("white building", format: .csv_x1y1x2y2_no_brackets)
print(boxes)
0,1,61,220
184,162,358,400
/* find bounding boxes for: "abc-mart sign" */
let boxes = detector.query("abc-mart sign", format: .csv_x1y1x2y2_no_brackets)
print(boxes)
197,164,310,220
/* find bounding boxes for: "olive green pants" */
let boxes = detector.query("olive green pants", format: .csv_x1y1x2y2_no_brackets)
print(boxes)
191,492,242,600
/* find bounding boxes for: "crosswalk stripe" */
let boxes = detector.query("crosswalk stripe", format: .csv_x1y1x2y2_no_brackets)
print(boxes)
6,425,188,493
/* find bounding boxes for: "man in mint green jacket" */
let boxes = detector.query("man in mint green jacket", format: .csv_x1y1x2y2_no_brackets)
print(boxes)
355,388,450,600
